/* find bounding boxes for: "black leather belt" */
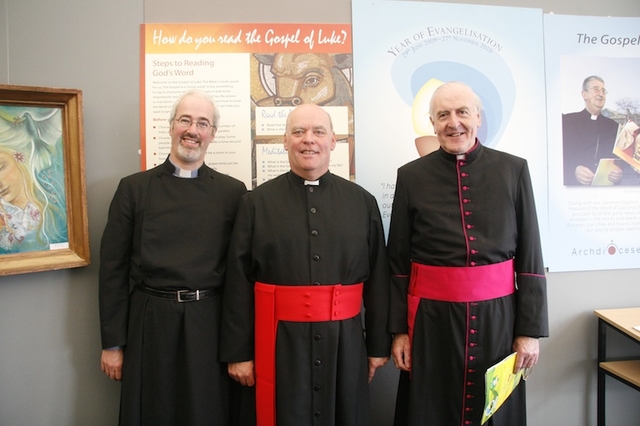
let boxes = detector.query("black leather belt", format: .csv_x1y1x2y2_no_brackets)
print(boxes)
135,284,217,302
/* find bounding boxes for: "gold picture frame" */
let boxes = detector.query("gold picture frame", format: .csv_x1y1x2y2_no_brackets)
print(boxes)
0,84,90,276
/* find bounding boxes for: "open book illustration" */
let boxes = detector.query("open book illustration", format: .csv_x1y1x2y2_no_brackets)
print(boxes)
592,158,617,186
481,352,527,424
613,119,640,171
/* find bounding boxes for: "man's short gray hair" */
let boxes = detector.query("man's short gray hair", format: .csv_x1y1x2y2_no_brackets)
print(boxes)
582,76,605,92
169,89,220,129
429,81,483,120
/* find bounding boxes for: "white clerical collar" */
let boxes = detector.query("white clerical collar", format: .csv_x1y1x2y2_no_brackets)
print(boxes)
169,158,199,178
591,114,598,120
304,179,320,186
175,168,198,178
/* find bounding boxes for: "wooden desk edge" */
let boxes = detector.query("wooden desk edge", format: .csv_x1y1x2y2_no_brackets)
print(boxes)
595,308,640,342
600,360,640,388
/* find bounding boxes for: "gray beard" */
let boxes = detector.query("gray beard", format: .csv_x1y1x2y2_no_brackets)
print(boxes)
176,143,202,163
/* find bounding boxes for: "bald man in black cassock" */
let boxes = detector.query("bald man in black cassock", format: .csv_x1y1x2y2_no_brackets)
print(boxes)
220,104,391,426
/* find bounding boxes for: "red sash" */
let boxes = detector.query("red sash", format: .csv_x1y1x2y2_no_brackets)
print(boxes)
407,259,515,346
254,282,363,426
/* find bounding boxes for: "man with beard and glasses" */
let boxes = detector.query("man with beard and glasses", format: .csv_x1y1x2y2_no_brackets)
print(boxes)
99,90,252,426
388,82,548,426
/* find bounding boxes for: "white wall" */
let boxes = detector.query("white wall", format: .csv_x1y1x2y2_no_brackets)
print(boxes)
1,0,639,425
0,1,141,424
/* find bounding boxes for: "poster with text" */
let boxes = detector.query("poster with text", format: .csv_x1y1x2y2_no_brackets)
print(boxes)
352,0,548,249
141,23,353,189
544,14,640,272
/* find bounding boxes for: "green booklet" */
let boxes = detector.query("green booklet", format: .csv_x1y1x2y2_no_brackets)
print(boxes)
482,352,527,424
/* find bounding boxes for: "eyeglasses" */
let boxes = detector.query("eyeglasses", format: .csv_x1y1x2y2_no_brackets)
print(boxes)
174,117,214,130
588,86,608,95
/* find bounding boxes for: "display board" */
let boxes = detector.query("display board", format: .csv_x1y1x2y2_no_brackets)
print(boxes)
141,23,354,189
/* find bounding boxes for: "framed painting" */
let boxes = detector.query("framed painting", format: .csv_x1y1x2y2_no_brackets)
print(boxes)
0,84,89,276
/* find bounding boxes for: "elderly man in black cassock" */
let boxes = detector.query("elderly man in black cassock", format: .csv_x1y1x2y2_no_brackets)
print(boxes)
562,75,622,186
99,90,249,426
220,103,391,426
388,82,548,426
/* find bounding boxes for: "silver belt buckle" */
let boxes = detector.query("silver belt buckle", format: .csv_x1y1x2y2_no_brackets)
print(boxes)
177,289,200,302
177,289,189,302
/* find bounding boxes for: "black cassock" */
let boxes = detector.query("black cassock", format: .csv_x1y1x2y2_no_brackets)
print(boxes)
562,108,620,185
99,159,249,426
388,143,548,426
220,171,390,426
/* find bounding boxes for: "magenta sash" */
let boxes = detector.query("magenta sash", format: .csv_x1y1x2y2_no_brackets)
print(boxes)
407,259,515,345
